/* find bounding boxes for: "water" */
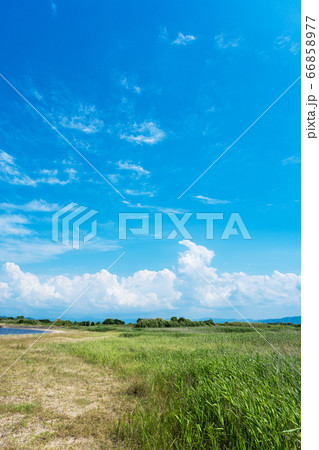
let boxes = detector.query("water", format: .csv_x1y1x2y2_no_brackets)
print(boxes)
0,328,50,335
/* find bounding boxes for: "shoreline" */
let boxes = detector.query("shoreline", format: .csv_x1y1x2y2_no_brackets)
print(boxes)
0,323,66,333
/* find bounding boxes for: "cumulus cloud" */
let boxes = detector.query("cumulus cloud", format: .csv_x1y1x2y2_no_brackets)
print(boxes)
177,241,300,311
0,241,300,318
120,121,165,145
172,32,196,45
0,150,76,186
0,263,180,313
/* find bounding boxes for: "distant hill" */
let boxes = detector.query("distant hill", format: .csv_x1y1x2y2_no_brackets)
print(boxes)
256,316,301,324
200,316,301,324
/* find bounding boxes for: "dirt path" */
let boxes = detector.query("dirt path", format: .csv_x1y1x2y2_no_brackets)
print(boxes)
0,333,128,449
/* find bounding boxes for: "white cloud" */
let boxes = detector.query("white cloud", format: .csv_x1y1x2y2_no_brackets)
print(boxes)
159,26,169,41
120,121,165,145
125,189,155,197
120,78,129,89
60,105,104,134
0,215,31,237
37,169,71,185
0,239,69,264
282,155,301,165
116,161,150,178
23,81,104,134
156,207,187,214
2,262,61,304
30,88,43,100
177,241,300,310
107,173,121,184
0,150,76,186
275,35,300,55
193,195,230,205
172,32,196,46
0,241,300,317
120,77,141,94
0,263,180,312
50,1,57,15
0,236,119,264
122,202,186,213
214,33,241,49
0,199,59,212
0,150,37,186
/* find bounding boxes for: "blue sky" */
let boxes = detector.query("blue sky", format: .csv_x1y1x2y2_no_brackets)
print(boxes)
0,0,300,321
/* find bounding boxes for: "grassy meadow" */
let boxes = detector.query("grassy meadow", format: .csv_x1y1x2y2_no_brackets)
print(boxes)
0,324,300,449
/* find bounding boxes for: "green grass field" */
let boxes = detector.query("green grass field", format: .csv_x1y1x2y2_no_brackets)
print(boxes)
57,325,301,449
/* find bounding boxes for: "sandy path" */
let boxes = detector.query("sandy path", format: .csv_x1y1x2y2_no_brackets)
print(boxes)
0,333,129,449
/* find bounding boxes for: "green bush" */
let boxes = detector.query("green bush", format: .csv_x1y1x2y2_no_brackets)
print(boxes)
135,317,215,328
102,318,125,325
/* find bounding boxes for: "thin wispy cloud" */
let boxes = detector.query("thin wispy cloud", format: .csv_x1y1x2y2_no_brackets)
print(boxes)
0,214,31,237
0,238,70,264
159,26,169,41
125,189,155,197
194,195,230,205
282,155,301,165
59,105,104,134
0,151,36,186
50,1,57,16
275,35,300,55
117,161,150,178
38,168,77,185
214,33,241,49
0,199,60,212
30,88,43,100
120,78,129,89
0,237,119,264
120,77,141,94
22,80,105,134
172,32,196,46
156,207,187,214
0,150,77,186
120,121,165,145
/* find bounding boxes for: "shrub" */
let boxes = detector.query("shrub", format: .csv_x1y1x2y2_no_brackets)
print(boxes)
102,318,125,325
135,317,215,328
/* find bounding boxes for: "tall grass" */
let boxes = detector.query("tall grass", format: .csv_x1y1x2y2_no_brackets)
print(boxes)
58,327,300,449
